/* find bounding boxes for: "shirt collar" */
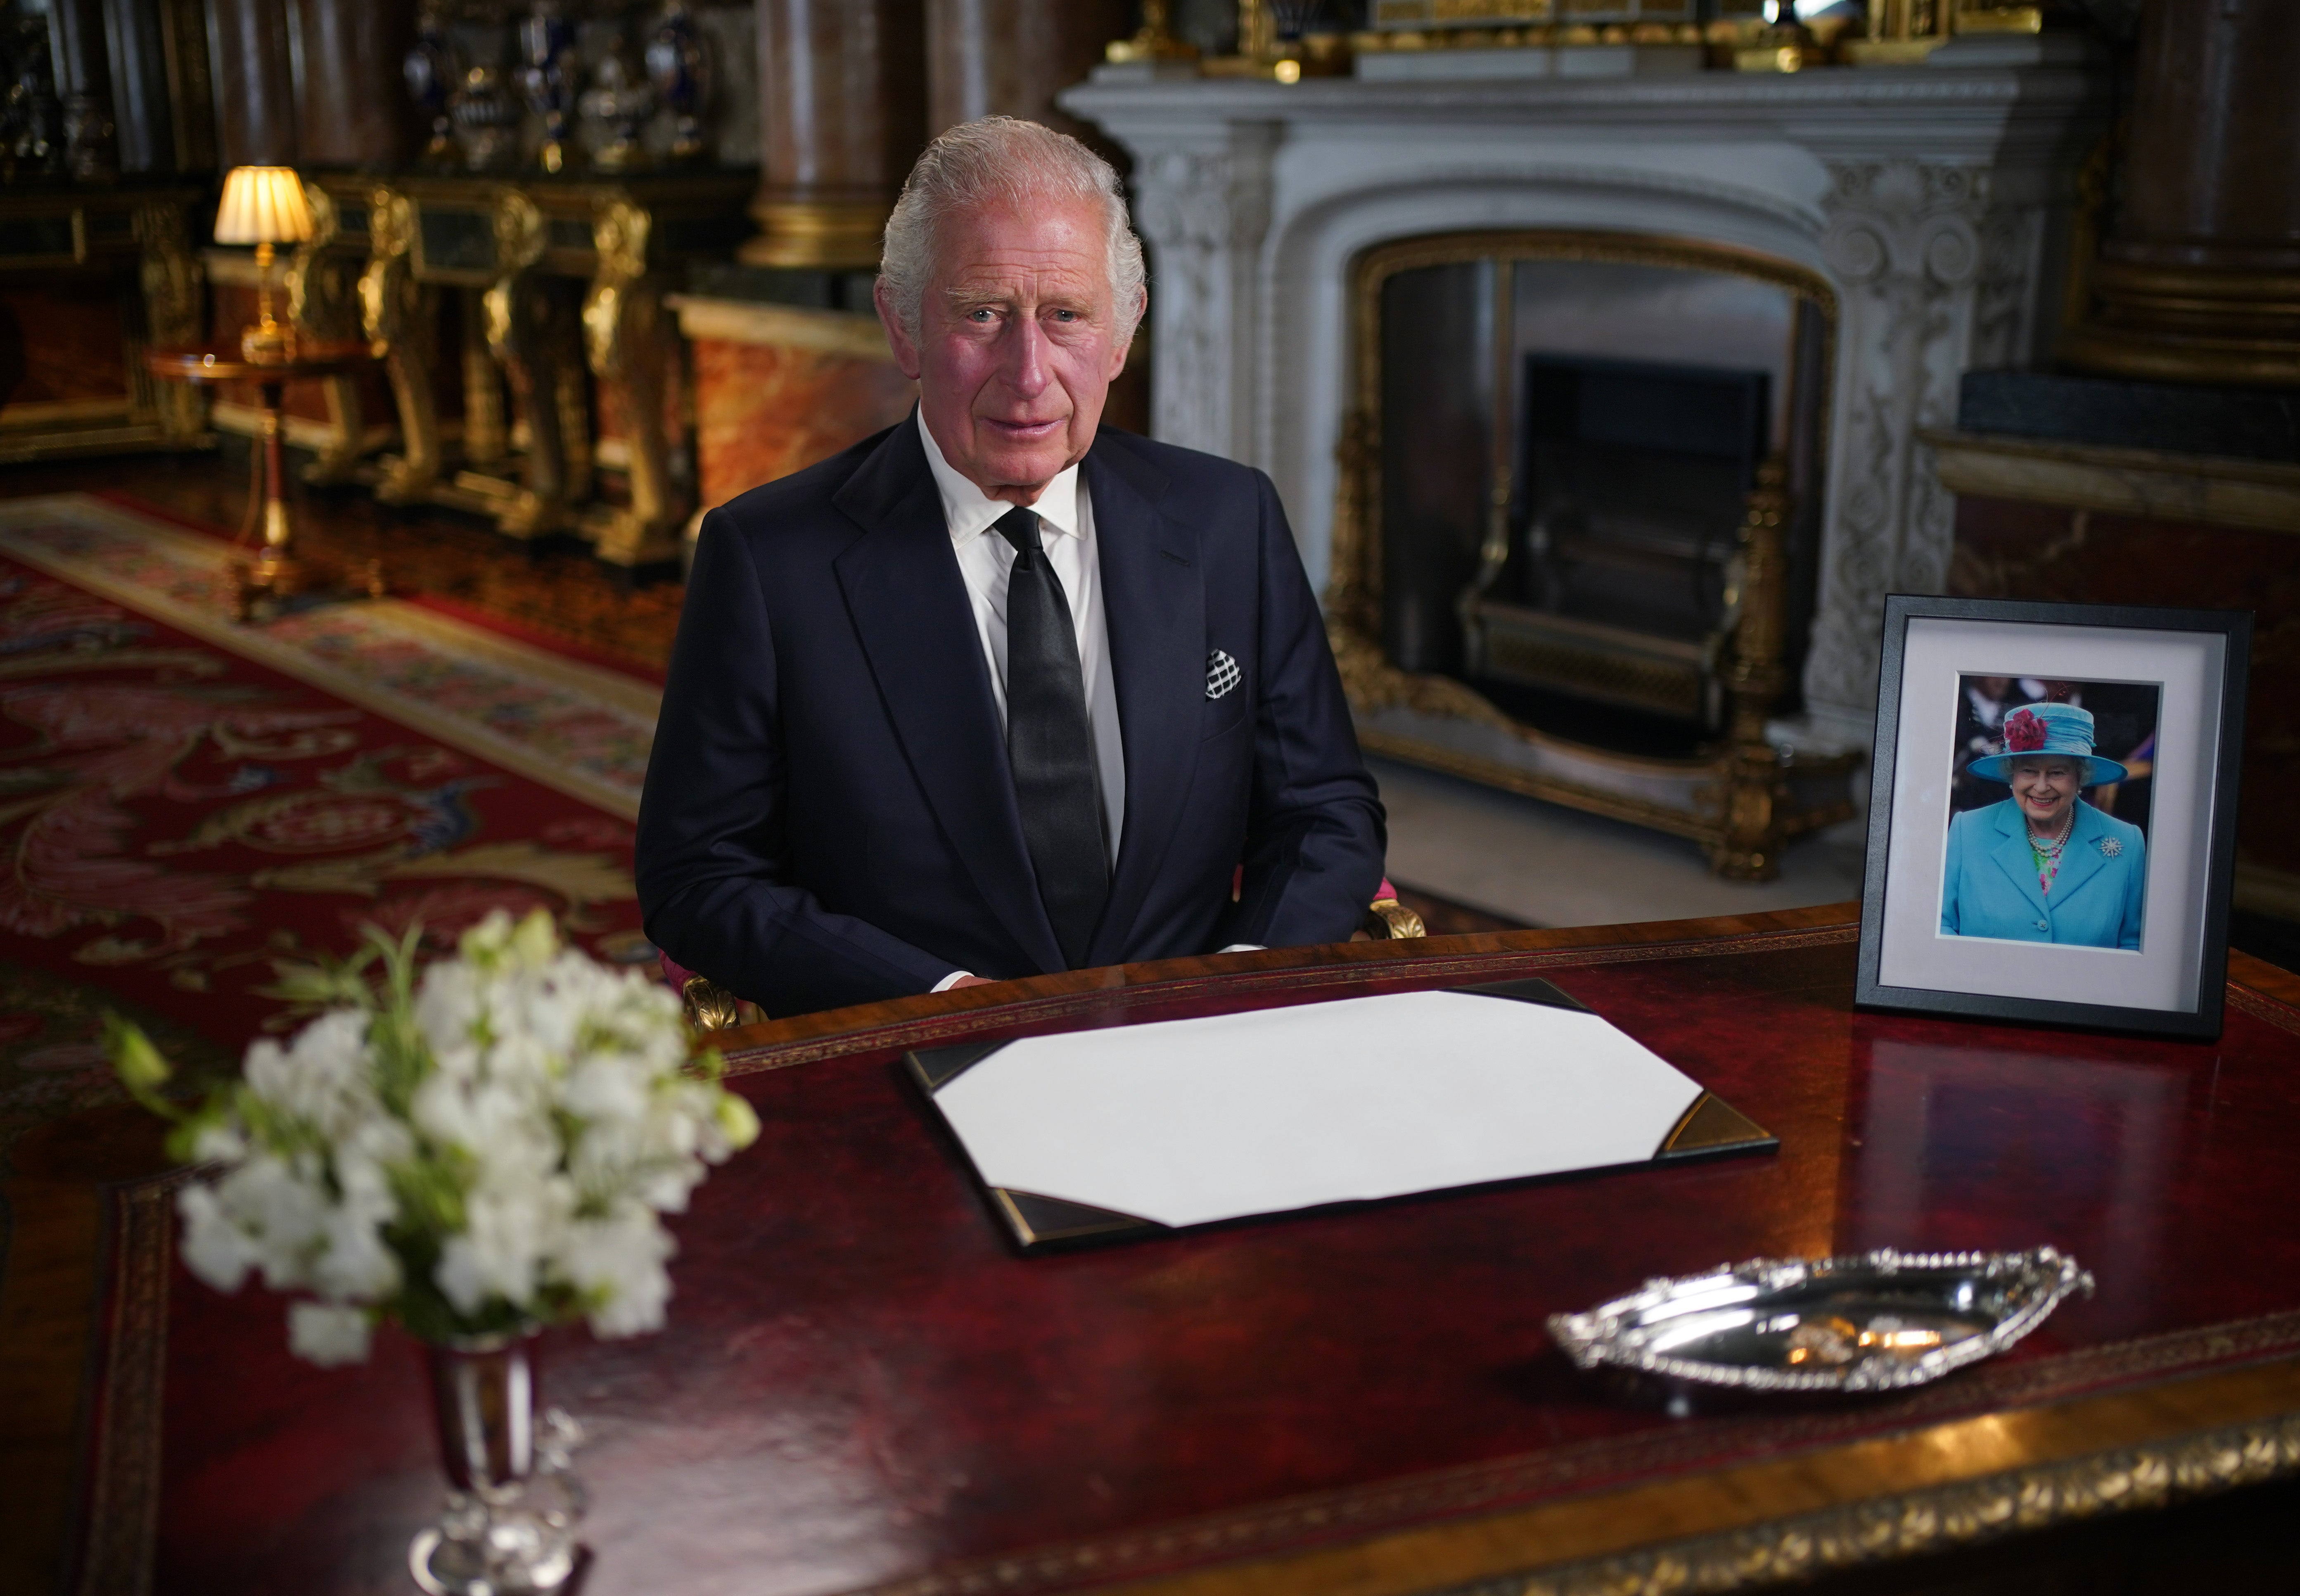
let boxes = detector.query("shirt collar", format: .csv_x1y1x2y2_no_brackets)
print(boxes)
917,408,1084,547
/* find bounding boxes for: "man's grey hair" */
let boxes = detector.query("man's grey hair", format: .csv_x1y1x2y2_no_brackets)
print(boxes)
879,116,1148,346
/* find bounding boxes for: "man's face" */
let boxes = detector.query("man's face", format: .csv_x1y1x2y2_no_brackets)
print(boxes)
877,197,1137,506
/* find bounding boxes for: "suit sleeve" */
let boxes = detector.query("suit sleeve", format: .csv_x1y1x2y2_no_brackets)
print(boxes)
1214,470,1388,950
636,512,960,1014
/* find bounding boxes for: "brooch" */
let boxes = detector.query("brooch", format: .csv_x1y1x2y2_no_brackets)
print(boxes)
2098,838,2122,857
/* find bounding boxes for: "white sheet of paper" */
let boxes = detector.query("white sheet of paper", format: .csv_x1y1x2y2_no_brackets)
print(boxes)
932,989,1705,1229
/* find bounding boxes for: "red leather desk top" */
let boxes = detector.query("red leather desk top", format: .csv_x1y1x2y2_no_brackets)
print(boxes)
102,911,2300,1595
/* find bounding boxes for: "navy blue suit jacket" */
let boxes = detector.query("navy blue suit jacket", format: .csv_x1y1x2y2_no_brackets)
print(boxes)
635,418,1387,1017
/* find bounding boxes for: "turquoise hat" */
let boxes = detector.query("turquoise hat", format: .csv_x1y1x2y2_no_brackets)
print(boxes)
1968,702,2129,788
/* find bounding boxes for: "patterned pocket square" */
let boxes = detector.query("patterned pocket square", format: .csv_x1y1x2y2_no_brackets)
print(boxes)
1206,649,1241,700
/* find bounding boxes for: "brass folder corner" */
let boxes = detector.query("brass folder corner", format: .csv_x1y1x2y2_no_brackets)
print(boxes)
989,1188,1160,1250
1656,1091,1778,1162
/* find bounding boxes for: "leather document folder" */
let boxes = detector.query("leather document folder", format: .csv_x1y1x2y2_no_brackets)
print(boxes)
908,978,1775,1250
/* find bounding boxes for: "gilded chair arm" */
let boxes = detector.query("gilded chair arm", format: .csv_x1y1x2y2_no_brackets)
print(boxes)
1363,895,1426,940
680,974,743,1032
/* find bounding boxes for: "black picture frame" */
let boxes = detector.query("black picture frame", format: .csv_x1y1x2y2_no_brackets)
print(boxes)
1856,595,2251,1040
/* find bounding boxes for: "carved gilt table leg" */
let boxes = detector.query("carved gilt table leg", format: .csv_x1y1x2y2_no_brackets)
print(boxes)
361,188,443,504
460,288,508,469
584,199,684,567
1712,458,1793,882
134,199,204,442
485,190,574,539
286,189,366,485
556,304,594,514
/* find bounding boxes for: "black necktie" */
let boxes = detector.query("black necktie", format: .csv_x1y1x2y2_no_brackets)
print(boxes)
994,505,1108,969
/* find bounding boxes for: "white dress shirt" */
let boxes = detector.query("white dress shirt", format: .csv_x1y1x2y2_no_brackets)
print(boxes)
917,414,1259,991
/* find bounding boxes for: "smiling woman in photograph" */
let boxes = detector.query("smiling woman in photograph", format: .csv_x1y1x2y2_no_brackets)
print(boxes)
1939,702,2148,951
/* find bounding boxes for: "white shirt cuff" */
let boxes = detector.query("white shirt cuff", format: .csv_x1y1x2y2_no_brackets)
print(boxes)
931,970,974,993
1217,944,1265,954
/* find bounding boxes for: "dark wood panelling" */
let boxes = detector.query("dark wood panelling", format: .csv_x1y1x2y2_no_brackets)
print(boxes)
205,0,296,167
0,280,131,410
289,0,415,168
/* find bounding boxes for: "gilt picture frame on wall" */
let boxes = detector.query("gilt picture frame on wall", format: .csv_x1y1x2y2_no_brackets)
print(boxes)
1857,597,2251,1040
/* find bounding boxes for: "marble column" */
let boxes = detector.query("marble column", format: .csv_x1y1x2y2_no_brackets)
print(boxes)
925,0,1130,142
209,0,299,168
744,0,927,269
2063,0,2300,385
48,0,118,177
293,0,418,167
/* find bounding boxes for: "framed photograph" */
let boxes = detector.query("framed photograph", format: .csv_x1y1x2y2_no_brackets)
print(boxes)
1857,596,2251,1039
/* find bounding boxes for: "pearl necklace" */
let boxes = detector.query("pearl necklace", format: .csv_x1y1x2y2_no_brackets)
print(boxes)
2027,804,2077,895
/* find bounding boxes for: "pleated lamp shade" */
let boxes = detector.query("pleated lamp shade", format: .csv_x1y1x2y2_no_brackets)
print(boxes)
214,167,314,246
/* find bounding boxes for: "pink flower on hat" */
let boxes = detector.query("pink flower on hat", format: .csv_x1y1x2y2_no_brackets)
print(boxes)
2004,708,2046,753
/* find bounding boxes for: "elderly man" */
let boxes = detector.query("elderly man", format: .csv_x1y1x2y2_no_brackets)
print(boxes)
637,117,1385,1017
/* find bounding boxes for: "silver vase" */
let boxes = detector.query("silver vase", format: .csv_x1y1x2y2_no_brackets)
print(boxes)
409,1332,587,1596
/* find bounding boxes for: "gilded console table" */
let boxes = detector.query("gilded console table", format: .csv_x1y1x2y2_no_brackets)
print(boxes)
53,907,2300,1591
304,168,752,569
0,183,208,463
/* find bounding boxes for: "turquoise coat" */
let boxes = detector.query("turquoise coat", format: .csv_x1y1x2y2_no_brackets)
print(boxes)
1939,798,2148,951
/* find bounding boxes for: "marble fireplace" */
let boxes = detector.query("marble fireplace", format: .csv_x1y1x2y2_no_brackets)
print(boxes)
1068,39,2105,870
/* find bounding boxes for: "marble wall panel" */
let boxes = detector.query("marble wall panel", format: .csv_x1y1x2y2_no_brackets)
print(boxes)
683,301,915,512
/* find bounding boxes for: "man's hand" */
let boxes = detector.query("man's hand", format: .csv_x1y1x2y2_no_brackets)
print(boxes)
948,974,996,989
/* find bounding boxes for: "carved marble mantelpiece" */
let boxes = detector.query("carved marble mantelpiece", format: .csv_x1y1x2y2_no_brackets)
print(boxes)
1067,40,2106,751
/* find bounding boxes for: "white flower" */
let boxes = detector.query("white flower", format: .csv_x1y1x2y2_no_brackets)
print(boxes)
556,1209,673,1338
177,1184,258,1292
561,1055,649,1126
310,1189,401,1300
188,1120,247,1164
156,905,753,1367
414,963,486,1054
212,1154,329,1291
244,1009,375,1138
435,1176,575,1315
288,1301,372,1366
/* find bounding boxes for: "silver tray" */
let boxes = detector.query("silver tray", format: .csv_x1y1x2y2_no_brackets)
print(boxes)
1548,1246,2094,1394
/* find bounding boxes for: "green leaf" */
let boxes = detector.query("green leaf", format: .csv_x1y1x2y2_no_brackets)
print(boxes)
104,1014,171,1092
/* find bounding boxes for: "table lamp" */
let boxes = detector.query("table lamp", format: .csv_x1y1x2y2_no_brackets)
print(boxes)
213,166,314,363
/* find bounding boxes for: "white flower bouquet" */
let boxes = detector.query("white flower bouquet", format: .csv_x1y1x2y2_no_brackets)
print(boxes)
109,909,759,1364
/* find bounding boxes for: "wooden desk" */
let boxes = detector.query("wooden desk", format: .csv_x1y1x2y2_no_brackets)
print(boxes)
75,906,2300,1593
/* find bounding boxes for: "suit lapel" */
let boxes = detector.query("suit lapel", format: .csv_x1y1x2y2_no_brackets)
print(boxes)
832,419,1064,973
1082,441,1202,968
2047,801,2112,906
1986,800,2053,922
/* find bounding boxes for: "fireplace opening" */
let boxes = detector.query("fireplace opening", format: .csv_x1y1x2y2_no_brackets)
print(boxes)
1352,237,1832,757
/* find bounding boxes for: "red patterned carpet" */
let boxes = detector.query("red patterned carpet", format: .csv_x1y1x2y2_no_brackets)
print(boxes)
0,495,661,1170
